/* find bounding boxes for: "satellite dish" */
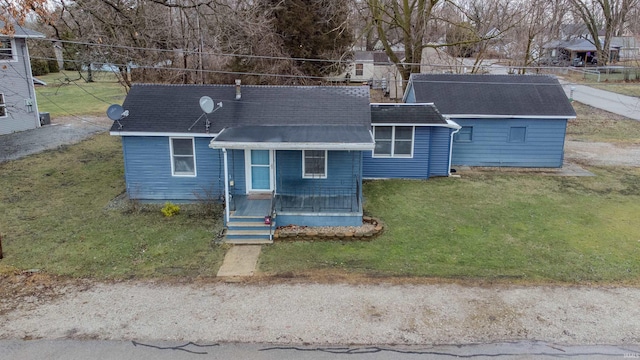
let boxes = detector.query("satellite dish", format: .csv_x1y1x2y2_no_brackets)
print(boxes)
199,96,215,114
107,104,125,120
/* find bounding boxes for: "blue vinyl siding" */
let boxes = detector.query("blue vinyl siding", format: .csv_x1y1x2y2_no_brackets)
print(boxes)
404,85,416,103
451,118,567,168
121,136,223,201
276,150,362,192
363,126,452,179
228,149,246,195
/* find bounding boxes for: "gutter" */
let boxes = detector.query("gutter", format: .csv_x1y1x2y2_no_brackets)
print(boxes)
447,119,461,177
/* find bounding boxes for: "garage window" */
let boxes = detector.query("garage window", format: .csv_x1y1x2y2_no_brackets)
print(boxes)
509,127,527,143
454,126,473,142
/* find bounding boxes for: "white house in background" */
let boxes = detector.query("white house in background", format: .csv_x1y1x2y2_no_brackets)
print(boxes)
0,20,45,135
345,51,403,99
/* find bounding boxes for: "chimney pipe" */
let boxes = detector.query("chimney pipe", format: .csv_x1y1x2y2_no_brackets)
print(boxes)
235,79,241,100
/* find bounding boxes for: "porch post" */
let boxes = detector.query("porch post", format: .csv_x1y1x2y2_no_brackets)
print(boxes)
222,148,230,224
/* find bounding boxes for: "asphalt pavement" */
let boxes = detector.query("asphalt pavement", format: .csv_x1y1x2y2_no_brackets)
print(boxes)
1,340,639,360
561,82,640,121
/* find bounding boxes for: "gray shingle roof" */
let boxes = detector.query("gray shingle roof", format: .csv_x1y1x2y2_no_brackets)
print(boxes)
371,103,447,125
112,84,371,134
0,20,45,38
212,125,373,145
408,74,576,118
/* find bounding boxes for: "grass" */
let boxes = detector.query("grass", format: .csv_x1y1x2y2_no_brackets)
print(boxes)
567,102,640,143
35,71,127,118
260,169,640,283
0,134,225,279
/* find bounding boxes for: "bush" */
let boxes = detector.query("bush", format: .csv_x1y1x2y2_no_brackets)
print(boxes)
31,59,49,76
161,202,180,217
47,59,60,73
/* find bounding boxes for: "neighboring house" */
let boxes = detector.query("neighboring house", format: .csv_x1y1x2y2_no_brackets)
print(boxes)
542,38,621,65
110,83,374,243
404,74,576,168
0,20,45,135
420,47,463,74
363,103,460,179
346,51,403,99
613,36,639,60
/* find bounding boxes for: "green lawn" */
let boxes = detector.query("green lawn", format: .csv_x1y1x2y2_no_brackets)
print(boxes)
35,71,128,118
260,169,640,283
0,134,225,279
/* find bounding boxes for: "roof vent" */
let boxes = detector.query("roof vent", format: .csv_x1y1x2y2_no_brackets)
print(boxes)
235,79,241,100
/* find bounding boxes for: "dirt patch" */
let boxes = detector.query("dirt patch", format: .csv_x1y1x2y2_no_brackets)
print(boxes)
565,141,640,167
0,271,92,317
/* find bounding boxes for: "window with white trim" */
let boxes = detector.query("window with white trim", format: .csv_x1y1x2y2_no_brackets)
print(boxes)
0,39,16,62
355,63,363,76
170,138,196,176
454,126,473,142
373,126,414,157
302,150,327,178
0,93,6,118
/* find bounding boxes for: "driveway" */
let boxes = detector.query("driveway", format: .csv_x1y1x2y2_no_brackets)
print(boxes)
561,82,640,121
0,116,111,163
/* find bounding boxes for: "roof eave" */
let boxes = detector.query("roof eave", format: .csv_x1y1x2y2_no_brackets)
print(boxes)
446,114,577,119
209,141,375,151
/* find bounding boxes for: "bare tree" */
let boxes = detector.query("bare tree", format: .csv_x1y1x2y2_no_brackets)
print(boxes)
569,0,639,65
367,0,445,90
0,0,50,34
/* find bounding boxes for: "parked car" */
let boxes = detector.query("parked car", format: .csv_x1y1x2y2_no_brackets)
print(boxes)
572,58,584,67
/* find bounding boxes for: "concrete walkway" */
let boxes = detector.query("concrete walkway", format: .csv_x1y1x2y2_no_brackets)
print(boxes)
560,82,640,121
216,245,262,277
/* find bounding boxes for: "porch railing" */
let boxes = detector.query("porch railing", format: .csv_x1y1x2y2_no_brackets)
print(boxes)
276,176,361,213
269,190,276,241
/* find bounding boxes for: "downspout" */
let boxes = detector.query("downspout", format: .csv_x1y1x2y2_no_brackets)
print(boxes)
21,43,40,128
222,148,230,225
448,126,461,177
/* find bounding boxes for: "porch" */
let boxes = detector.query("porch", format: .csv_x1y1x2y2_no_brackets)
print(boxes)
230,191,361,218
224,188,363,243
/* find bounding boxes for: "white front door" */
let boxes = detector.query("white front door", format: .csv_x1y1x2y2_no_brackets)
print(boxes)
245,149,274,192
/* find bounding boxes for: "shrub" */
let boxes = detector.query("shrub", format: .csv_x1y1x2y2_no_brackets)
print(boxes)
161,202,180,217
47,59,60,73
31,59,49,76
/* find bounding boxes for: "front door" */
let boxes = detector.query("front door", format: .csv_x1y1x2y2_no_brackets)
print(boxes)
246,149,273,192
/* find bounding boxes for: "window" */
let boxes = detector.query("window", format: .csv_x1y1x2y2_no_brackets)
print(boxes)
303,150,327,178
373,126,414,157
0,39,16,61
509,127,527,143
170,138,196,176
0,93,6,118
454,126,473,142
355,63,363,76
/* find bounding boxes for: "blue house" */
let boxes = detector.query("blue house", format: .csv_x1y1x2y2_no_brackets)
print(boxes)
404,74,576,168
110,83,374,243
363,103,460,179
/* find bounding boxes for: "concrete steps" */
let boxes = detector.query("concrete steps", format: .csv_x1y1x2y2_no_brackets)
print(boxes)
225,214,274,244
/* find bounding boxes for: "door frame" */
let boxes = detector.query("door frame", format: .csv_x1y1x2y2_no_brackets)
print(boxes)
244,149,275,193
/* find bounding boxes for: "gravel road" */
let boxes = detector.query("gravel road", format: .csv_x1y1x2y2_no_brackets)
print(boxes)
1,281,639,345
